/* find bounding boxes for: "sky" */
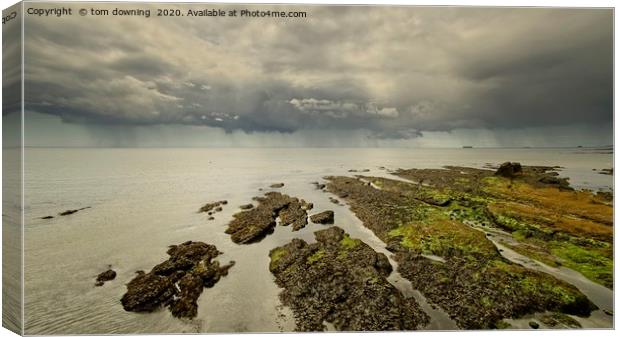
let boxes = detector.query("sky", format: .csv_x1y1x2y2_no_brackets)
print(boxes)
8,3,614,147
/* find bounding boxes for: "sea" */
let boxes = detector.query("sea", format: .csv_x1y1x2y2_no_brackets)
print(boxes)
9,147,613,334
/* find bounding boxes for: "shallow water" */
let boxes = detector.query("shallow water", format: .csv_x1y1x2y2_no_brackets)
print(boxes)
20,147,613,334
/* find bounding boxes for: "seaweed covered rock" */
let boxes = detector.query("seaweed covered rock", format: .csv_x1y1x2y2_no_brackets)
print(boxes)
269,226,429,331
225,192,312,243
309,210,334,224
325,174,599,329
95,267,116,286
395,253,595,329
121,241,233,319
540,312,582,328
198,200,227,213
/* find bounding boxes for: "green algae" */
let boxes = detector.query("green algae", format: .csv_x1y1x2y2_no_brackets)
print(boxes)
340,234,360,250
550,242,613,289
269,247,288,271
306,249,326,265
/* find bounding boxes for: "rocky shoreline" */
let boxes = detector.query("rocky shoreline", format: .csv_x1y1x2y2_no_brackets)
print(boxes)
322,163,611,328
115,162,612,331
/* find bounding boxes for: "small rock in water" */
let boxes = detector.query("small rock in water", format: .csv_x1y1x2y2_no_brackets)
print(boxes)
604,309,613,316
270,183,285,188
208,216,215,221
41,215,54,219
239,204,254,210
198,200,226,213
329,197,340,204
95,267,116,286
310,210,334,224
528,321,539,329
59,207,90,216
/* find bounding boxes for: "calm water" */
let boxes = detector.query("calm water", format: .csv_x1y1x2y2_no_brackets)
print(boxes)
20,148,613,334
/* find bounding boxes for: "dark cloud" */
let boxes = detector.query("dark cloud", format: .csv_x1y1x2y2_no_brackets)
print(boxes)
22,4,612,140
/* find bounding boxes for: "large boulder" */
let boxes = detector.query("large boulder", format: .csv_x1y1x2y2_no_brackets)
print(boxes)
495,162,522,178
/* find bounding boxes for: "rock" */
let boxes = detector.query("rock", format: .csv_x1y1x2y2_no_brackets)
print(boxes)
495,162,522,178
540,312,581,328
41,215,54,219
280,198,308,231
121,241,232,319
528,321,539,329
316,183,326,190
310,211,334,224
121,273,175,312
59,207,90,216
239,204,254,210
362,169,370,172
95,268,116,286
226,192,312,243
538,176,564,186
208,216,215,220
269,226,429,331
329,197,340,204
313,226,344,243
198,201,226,213
604,309,613,316
348,169,358,172
302,202,313,211
270,183,285,188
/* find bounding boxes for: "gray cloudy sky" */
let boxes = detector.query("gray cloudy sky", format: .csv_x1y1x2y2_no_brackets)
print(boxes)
19,4,613,147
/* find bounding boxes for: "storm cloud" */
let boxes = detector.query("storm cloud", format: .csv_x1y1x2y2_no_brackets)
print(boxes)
22,4,612,141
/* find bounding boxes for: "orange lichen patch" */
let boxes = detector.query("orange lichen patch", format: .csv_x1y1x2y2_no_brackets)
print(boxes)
488,201,613,242
483,177,612,227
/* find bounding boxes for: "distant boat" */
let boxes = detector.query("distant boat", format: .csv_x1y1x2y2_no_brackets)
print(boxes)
462,146,473,149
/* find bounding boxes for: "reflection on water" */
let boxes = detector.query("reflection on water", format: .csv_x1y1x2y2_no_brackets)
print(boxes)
22,148,612,334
